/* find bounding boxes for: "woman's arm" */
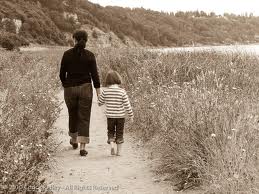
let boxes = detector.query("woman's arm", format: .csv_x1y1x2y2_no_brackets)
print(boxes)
96,88,101,97
89,54,101,90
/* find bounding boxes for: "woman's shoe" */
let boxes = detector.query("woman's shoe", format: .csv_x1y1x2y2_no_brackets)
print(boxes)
80,150,88,156
70,139,78,149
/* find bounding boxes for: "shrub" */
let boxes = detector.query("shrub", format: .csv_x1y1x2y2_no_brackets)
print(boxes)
0,32,29,50
1,37,15,50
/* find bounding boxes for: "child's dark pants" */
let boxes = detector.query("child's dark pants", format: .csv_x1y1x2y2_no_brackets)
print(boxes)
107,118,125,144
64,83,93,144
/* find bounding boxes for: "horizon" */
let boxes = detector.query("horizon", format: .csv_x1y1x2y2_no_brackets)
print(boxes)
88,0,259,16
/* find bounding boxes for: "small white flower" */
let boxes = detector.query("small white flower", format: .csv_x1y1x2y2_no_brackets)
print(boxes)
211,133,216,137
42,119,46,123
231,128,236,131
150,102,156,107
20,145,24,149
37,144,43,147
0,159,3,162
14,160,18,163
242,149,246,152
234,174,239,179
4,171,8,174
227,136,232,140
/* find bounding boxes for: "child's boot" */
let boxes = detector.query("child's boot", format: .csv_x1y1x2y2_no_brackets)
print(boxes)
110,142,115,155
116,143,122,156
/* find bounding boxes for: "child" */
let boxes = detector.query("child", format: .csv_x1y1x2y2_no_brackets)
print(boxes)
98,70,133,156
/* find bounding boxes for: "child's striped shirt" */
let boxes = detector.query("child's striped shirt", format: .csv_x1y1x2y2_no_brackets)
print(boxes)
98,85,133,118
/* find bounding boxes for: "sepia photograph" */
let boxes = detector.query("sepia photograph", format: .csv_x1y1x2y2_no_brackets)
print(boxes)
1,0,259,193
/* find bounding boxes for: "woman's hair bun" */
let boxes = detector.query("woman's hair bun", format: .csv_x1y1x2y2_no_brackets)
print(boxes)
73,30,88,52
73,30,88,43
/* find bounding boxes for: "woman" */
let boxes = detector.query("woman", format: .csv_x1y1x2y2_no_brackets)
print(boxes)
59,30,100,156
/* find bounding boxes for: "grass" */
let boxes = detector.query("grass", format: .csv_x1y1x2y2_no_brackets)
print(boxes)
96,48,259,193
1,46,259,193
0,49,63,193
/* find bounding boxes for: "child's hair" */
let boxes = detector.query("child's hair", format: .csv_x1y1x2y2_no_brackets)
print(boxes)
105,70,122,87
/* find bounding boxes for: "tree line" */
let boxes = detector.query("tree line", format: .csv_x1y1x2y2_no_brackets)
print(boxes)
1,0,259,49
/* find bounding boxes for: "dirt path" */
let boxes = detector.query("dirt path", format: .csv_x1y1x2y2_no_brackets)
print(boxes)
43,90,179,194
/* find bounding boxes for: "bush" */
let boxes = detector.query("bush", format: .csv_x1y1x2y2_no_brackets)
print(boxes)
96,48,259,193
0,32,29,50
1,37,15,50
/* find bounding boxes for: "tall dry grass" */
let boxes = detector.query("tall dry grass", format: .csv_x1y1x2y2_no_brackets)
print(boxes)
0,50,62,193
2,46,257,193
96,48,259,193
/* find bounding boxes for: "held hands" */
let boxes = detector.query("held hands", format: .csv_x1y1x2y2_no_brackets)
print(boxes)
96,88,101,98
96,88,101,106
129,116,134,123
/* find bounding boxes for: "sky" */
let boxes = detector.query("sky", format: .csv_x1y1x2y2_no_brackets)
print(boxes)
88,0,259,16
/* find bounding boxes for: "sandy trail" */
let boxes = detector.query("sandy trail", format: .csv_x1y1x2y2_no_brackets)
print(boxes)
44,90,179,194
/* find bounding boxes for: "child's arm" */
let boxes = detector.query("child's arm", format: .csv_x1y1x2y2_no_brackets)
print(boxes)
122,91,133,118
98,89,105,106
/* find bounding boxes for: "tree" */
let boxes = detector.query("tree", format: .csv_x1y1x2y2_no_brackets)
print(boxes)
92,30,98,39
209,12,216,17
2,19,16,34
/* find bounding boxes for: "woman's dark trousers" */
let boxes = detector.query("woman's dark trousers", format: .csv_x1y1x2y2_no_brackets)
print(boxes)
64,83,92,144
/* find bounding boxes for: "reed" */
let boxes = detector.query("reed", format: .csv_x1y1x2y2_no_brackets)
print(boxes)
97,47,259,193
0,50,62,193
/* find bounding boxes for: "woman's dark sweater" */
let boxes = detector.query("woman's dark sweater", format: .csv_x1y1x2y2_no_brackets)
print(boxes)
59,48,100,88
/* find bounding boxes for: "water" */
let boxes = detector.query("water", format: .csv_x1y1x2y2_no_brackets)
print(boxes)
19,44,259,55
19,45,69,52
153,44,259,55
19,46,49,52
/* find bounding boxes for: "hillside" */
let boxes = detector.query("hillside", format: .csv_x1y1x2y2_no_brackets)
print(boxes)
1,0,259,49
